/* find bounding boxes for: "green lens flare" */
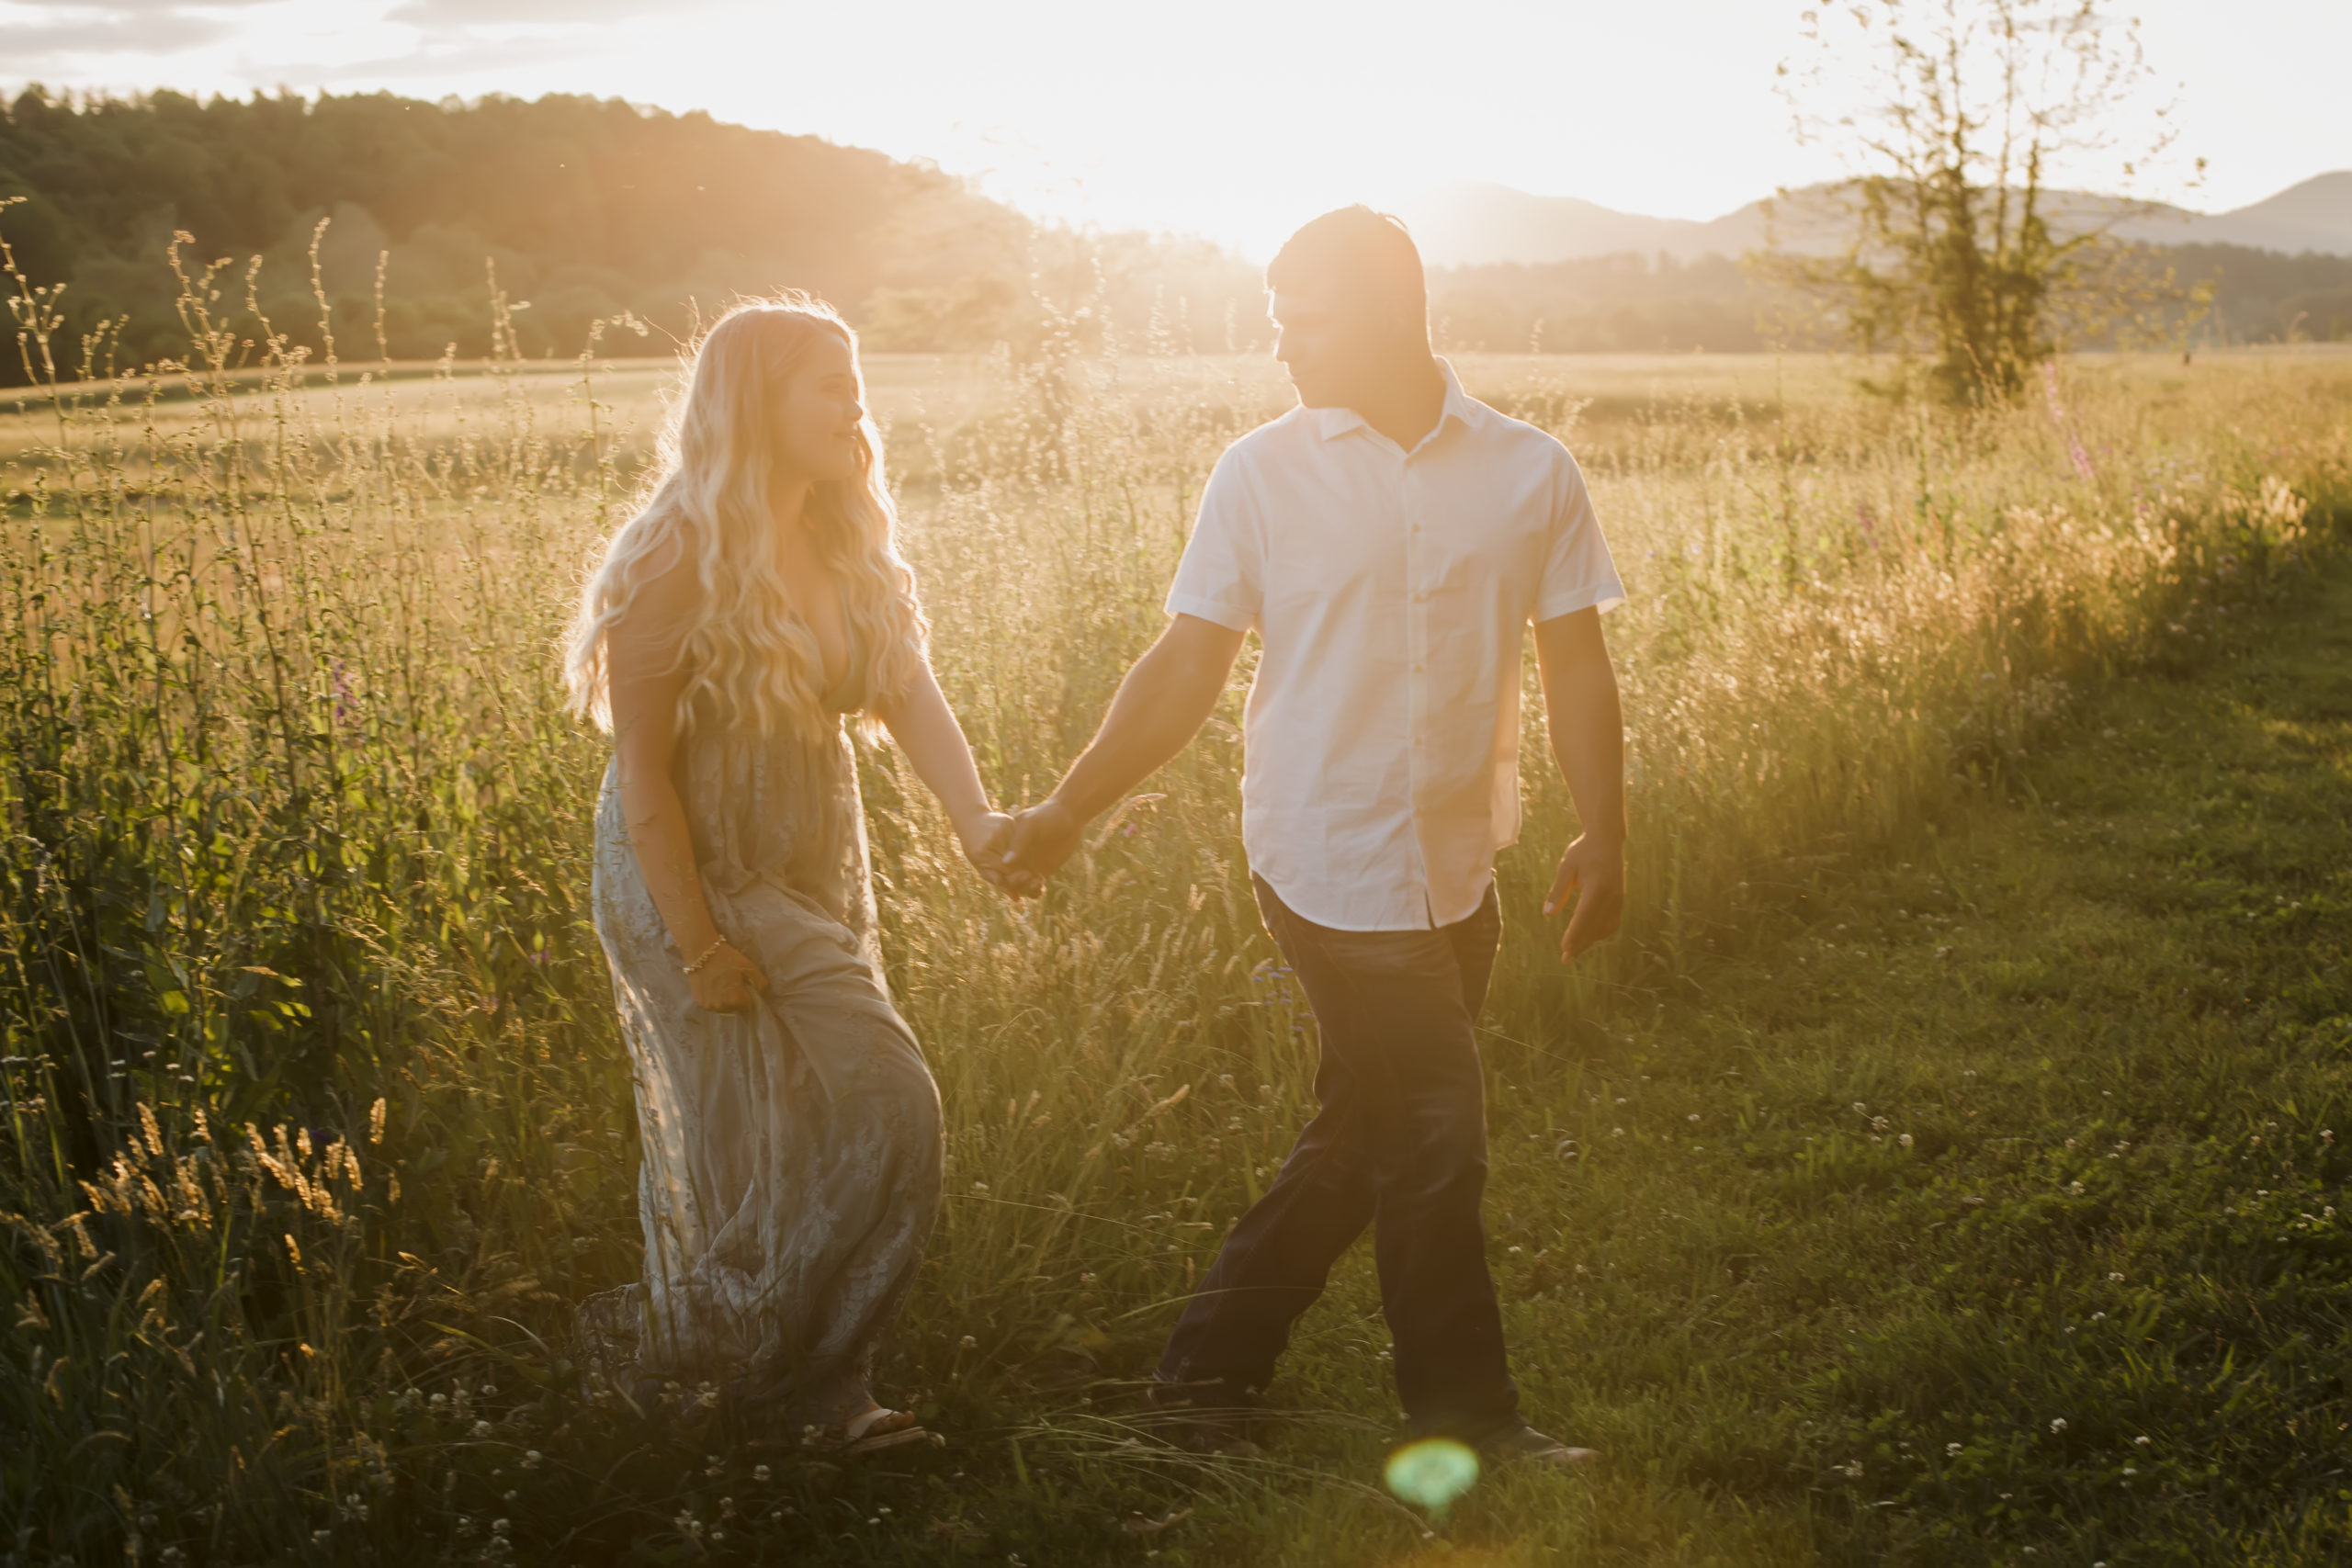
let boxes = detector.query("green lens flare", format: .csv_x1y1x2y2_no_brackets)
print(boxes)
1384,1438,1480,1513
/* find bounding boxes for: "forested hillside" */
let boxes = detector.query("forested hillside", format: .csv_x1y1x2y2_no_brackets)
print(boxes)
5,88,2344,381
1425,244,2352,355
0,87,1266,380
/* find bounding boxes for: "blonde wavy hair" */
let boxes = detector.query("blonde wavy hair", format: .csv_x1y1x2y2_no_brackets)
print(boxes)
565,295,925,741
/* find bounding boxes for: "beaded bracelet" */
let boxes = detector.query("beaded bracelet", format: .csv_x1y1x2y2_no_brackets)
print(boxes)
681,936,732,976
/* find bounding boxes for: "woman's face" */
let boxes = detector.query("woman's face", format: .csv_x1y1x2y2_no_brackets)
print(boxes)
773,330,865,483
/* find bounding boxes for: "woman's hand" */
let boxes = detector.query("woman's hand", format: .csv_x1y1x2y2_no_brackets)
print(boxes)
689,942,770,1012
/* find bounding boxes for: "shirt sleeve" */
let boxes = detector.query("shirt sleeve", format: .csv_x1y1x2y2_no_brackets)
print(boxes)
1533,450,1627,623
1163,446,1263,632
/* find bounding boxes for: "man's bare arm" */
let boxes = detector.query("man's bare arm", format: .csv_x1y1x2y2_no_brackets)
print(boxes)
1533,606,1627,962
1003,614,1247,882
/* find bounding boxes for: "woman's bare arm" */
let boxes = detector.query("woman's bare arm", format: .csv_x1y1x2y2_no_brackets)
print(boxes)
871,657,1020,888
608,552,768,1010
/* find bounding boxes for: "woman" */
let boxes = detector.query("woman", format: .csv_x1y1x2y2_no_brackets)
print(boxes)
565,296,1008,1454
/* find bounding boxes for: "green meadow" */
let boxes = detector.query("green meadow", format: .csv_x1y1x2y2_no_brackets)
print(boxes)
4,248,2350,1564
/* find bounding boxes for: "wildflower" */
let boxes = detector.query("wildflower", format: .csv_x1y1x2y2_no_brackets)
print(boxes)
2108,1271,2124,1282
753,1464,771,1483
1946,1442,1962,1456
1899,1133,1914,1148
971,1181,989,1193
2049,1417,2068,1433
958,1335,978,1349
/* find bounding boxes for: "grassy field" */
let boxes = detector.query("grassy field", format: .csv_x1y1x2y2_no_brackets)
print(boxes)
3,254,2350,1566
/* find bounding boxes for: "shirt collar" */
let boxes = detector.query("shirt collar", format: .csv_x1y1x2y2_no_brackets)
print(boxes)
1309,356,1484,450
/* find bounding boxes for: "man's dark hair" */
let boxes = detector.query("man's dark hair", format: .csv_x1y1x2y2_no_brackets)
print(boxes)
1266,206,1428,331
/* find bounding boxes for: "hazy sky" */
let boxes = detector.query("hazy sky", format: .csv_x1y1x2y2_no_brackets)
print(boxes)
4,0,2345,258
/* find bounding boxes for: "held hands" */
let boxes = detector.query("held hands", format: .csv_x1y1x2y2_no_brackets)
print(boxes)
953,796,1086,900
1000,797,1086,892
956,808,1046,899
1544,831,1626,964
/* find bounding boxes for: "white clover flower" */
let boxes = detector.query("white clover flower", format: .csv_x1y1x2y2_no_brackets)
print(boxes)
1899,1133,1915,1148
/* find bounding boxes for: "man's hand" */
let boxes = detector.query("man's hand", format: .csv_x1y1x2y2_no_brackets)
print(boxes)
1544,832,1625,963
1001,798,1088,888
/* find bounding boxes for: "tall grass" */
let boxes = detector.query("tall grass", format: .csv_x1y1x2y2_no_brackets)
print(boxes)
2,219,2346,1563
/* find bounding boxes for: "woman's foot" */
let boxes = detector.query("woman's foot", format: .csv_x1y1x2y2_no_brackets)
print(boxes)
794,1394,933,1456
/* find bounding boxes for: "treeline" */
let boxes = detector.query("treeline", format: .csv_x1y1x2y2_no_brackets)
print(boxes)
1429,253,1771,354
1427,243,2352,355
5,88,2344,383
0,87,1267,383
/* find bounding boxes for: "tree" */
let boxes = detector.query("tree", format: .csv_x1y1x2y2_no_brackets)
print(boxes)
1771,0,2196,404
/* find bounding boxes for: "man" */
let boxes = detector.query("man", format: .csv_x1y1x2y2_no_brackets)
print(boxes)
1001,206,1627,1469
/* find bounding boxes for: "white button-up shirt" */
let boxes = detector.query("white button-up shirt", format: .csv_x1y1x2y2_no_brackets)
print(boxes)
1165,359,1624,931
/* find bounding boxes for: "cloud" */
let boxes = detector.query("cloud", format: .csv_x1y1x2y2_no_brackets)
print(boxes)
0,0,285,61
389,0,677,20
246,30,605,85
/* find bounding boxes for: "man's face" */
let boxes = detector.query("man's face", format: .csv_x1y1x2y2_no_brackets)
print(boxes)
1269,280,1388,409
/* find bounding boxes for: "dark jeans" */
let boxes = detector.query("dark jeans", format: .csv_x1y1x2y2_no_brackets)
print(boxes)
1156,875,1518,1433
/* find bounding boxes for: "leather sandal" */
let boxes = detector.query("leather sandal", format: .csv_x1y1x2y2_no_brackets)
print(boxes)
804,1405,932,1457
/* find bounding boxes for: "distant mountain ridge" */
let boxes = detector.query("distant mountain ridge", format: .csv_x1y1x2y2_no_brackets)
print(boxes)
1397,173,2352,267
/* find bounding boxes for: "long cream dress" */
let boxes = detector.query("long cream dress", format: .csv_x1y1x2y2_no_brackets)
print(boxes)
582,655,943,1415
